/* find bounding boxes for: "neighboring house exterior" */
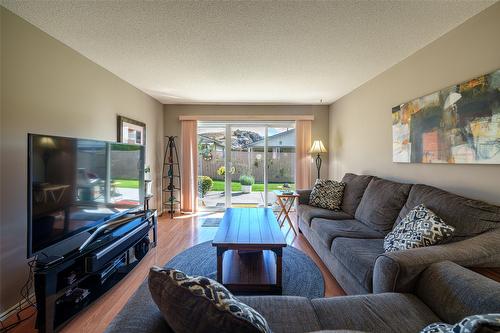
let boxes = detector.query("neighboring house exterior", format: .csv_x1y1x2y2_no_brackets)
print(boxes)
246,129,295,152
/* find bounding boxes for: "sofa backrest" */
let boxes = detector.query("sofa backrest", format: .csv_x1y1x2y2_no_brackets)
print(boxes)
355,178,412,233
416,261,500,324
340,173,374,216
396,184,500,240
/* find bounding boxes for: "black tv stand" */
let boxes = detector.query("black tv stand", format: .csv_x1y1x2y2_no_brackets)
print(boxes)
33,209,157,333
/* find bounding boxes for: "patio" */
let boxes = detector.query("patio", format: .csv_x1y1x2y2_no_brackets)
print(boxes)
201,190,279,209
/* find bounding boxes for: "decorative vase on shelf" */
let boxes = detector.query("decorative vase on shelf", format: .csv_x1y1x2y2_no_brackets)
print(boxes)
145,181,152,196
144,166,152,196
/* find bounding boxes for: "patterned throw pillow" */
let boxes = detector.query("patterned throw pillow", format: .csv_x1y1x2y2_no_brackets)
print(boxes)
384,204,455,253
148,267,271,333
420,313,500,333
309,179,346,210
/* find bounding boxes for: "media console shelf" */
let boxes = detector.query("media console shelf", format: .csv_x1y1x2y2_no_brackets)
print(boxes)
34,209,157,333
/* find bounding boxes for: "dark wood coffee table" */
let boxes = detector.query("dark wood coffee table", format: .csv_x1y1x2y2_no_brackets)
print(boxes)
212,208,287,294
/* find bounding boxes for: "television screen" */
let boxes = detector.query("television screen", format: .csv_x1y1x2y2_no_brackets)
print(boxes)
28,134,145,257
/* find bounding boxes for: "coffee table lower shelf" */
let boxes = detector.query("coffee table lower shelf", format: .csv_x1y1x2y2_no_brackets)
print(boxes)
216,248,283,295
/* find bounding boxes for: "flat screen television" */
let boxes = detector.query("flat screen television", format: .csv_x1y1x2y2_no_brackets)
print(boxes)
27,134,145,257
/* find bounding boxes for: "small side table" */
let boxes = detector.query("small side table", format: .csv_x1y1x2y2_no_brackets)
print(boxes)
273,190,299,235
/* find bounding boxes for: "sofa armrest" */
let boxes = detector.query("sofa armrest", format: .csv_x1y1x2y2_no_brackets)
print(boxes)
372,229,500,293
414,261,500,323
296,189,312,205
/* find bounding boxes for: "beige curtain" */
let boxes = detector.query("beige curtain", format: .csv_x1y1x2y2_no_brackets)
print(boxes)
295,120,312,189
180,120,198,213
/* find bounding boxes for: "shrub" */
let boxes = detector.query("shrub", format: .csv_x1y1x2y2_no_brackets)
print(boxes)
198,176,213,197
239,175,255,186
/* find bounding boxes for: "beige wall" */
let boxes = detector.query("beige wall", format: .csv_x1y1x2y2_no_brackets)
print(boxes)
164,104,330,183
0,8,163,312
329,3,500,204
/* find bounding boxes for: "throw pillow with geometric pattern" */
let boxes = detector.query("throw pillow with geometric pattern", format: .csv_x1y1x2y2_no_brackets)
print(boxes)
420,313,500,333
148,266,271,333
309,179,346,211
384,204,455,253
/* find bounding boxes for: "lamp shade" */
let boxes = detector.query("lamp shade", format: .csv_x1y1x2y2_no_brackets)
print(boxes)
39,136,56,149
309,140,327,154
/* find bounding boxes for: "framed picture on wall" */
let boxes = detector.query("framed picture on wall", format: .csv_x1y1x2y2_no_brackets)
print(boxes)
392,69,500,164
117,115,146,146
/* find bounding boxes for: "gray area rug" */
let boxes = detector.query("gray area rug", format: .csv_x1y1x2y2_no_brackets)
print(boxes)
200,217,221,227
165,240,325,298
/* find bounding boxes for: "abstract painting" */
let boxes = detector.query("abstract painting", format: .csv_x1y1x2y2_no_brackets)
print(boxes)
392,69,500,164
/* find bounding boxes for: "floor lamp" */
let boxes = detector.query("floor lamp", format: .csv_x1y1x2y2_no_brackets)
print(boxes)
309,140,327,179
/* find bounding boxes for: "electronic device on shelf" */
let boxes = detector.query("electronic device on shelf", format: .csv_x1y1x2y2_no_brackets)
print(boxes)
27,133,146,258
78,211,146,251
84,216,150,272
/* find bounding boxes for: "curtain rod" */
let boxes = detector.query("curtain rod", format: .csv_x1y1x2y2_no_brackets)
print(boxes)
179,115,314,121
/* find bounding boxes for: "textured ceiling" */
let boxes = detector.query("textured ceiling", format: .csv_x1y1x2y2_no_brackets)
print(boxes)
2,1,495,105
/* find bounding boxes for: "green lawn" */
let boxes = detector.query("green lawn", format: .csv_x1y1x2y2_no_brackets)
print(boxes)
113,179,139,189
112,179,295,191
211,180,294,192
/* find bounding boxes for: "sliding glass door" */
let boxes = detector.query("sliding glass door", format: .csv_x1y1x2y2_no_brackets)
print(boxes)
229,125,266,208
197,124,227,210
197,121,295,211
265,125,296,207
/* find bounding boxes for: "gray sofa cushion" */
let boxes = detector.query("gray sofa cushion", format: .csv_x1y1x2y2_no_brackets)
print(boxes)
396,184,500,239
332,238,384,291
310,219,385,248
416,261,500,324
298,204,353,226
105,282,171,333
239,296,321,333
355,178,412,233
311,293,439,333
341,173,374,216
297,189,313,204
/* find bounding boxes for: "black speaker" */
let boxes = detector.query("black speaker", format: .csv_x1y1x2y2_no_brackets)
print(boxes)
134,236,150,260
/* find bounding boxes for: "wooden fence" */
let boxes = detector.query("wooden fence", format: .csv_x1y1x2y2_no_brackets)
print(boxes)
199,151,295,183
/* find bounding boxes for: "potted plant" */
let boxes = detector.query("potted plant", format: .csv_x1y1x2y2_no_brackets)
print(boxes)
239,175,254,193
198,176,213,198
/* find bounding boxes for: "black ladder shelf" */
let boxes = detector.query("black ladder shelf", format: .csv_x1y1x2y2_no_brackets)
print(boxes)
162,136,181,218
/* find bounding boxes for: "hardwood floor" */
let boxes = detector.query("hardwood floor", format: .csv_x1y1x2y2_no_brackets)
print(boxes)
4,211,345,333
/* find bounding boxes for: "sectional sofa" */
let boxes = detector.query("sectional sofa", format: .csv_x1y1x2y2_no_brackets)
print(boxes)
105,173,500,333
105,261,500,333
297,173,500,295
